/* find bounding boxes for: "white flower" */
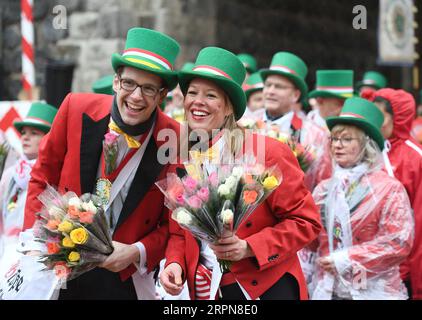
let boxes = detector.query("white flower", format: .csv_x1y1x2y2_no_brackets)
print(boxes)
225,176,238,189
221,209,234,225
232,167,244,179
68,197,82,209
240,119,255,129
176,209,193,226
218,184,230,196
81,200,98,214
48,206,64,217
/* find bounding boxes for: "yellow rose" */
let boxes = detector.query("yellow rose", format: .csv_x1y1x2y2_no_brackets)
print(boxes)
262,176,279,190
62,237,75,248
68,251,80,262
58,220,73,233
70,228,88,245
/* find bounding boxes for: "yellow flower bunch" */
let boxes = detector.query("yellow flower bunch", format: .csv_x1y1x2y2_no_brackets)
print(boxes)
62,237,75,248
58,220,73,233
68,251,80,262
262,176,279,190
70,228,89,245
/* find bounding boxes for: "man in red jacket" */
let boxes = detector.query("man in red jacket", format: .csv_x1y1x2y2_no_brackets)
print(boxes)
23,28,181,299
364,88,422,299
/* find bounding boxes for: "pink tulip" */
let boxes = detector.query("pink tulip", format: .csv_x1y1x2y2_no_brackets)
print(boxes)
197,187,209,202
187,196,202,209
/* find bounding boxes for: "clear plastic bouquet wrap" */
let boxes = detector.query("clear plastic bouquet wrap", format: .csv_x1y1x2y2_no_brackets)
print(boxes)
265,125,317,173
156,153,282,271
33,185,114,281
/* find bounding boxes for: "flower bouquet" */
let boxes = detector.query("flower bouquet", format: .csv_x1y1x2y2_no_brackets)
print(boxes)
33,185,114,281
156,153,282,272
266,125,317,173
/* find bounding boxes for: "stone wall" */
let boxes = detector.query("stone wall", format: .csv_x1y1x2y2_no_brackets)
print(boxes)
0,0,217,101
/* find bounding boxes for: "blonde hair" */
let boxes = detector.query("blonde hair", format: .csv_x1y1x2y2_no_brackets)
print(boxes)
331,124,380,167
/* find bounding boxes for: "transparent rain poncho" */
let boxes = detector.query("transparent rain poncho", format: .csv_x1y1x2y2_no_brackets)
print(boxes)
309,137,414,300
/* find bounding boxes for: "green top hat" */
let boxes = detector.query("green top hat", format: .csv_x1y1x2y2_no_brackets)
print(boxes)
179,47,246,121
111,28,180,90
14,102,58,134
308,70,354,99
260,52,308,101
243,72,264,101
326,97,385,150
237,53,258,74
92,75,114,95
356,71,387,91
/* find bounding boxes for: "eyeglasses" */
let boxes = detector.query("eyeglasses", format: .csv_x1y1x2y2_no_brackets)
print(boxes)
329,136,359,147
119,77,164,97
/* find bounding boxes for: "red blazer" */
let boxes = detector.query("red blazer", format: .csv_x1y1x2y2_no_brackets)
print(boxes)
165,135,322,300
23,93,180,281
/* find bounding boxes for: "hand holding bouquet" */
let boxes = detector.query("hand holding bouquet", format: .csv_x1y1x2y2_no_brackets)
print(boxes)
33,186,113,281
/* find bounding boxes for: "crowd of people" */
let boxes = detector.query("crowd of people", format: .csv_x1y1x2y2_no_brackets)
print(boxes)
0,26,422,300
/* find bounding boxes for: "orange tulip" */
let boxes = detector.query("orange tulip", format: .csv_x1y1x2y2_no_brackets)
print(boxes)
47,242,60,254
243,190,258,204
68,205,80,219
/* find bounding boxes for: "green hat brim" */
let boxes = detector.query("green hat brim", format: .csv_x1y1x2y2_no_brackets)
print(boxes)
355,81,381,91
178,70,246,121
111,53,178,91
326,116,385,150
245,87,263,101
260,69,308,102
308,90,353,100
14,121,51,134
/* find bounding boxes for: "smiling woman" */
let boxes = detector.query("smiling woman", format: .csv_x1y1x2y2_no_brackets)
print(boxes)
308,97,414,300
160,46,321,301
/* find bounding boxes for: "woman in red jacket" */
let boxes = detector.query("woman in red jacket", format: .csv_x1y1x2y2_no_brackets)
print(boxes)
159,47,321,300
309,98,414,300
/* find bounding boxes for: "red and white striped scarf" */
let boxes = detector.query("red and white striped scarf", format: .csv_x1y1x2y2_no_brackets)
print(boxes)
195,263,212,300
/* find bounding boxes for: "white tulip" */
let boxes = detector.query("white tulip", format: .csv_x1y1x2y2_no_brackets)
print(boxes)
176,209,193,226
82,200,98,214
221,209,234,225
218,184,230,196
68,197,82,209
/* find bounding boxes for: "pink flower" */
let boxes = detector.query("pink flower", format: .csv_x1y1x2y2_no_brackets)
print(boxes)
176,194,185,205
183,177,198,193
209,172,218,187
105,132,119,145
187,196,202,209
168,184,184,203
79,211,94,224
197,187,209,202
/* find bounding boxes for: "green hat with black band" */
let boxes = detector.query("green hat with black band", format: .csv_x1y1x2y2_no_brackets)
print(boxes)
326,97,385,150
243,72,264,101
260,52,308,102
308,70,354,99
237,53,258,74
111,28,180,90
179,47,246,121
356,71,387,91
14,102,57,134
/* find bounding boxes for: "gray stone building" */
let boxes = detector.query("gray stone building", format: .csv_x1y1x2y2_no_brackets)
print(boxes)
0,0,421,104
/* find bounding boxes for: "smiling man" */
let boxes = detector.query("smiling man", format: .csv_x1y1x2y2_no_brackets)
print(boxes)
260,52,332,191
22,28,181,299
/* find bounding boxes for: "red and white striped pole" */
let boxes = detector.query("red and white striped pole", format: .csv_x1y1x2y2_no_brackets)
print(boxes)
21,0,35,100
